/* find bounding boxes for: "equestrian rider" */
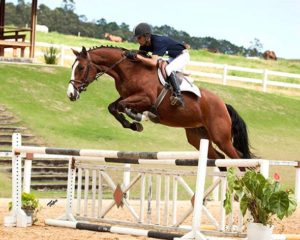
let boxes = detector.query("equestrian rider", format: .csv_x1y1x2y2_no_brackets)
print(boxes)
127,23,189,107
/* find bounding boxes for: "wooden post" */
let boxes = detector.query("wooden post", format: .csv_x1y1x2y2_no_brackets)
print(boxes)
0,0,5,56
29,0,37,58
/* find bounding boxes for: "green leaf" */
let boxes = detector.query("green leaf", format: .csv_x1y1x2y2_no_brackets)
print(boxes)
240,195,249,216
268,191,289,220
224,191,233,214
287,193,297,217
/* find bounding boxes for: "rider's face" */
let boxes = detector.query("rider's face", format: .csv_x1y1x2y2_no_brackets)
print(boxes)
137,35,147,46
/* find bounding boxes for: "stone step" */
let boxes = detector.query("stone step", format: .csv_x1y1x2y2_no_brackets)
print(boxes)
0,158,69,166
0,134,34,139
30,174,94,182
0,126,27,132
0,115,14,120
0,141,37,146
0,120,21,125
1,166,69,174
30,183,107,191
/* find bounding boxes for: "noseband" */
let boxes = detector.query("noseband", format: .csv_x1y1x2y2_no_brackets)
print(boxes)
69,52,126,92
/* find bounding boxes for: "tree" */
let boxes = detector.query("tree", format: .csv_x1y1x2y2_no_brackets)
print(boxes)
62,0,75,11
248,38,263,57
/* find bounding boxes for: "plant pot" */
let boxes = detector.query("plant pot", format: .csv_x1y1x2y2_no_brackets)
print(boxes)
247,222,273,240
23,209,37,224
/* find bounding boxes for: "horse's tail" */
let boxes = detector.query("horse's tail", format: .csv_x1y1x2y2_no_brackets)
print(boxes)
226,104,255,158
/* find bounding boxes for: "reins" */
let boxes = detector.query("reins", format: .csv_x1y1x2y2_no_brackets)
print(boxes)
69,51,126,92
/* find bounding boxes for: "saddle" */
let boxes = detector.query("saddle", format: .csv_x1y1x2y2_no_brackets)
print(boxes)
157,59,188,85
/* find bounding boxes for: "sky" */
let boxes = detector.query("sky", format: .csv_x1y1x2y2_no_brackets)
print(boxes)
7,0,300,59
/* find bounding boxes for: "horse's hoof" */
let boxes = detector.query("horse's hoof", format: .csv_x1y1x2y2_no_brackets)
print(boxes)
131,122,143,132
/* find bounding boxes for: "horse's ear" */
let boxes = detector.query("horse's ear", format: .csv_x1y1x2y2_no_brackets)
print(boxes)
72,48,80,57
81,46,87,57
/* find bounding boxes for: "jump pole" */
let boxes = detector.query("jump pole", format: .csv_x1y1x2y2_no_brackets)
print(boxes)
4,133,29,227
175,139,209,240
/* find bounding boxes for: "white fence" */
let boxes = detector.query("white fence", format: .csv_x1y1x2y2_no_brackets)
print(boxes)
18,42,300,93
187,61,300,92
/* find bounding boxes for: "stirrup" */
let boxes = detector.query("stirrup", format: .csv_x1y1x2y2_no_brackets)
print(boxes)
170,95,184,107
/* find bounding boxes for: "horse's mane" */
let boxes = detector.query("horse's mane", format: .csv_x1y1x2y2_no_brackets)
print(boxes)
88,45,127,52
87,45,151,58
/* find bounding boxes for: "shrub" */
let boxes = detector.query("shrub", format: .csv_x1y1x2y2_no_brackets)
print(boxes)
44,46,59,64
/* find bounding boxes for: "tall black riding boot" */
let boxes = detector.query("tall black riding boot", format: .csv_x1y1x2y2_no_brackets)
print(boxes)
167,72,184,107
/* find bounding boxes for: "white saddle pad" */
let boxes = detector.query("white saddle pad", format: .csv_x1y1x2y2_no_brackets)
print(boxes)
158,69,201,97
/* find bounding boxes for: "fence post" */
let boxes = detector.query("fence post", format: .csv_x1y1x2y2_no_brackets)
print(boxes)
223,64,228,85
295,162,300,203
263,69,268,92
60,44,65,66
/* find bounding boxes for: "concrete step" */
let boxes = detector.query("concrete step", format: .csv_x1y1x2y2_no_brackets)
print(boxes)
30,183,109,191
0,134,34,139
0,158,69,166
0,126,27,132
0,115,14,120
0,120,21,125
1,166,69,174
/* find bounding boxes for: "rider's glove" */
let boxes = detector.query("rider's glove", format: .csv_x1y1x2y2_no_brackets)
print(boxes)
124,51,137,60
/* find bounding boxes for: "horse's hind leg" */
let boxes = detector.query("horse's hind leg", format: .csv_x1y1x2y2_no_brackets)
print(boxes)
185,128,225,160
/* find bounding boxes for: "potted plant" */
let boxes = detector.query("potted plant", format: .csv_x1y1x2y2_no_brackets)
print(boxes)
224,168,297,240
9,192,40,224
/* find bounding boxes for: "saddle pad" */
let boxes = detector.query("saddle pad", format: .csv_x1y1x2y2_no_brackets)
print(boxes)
158,69,201,97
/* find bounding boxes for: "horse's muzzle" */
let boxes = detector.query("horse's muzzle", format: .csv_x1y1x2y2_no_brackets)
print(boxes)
67,83,80,101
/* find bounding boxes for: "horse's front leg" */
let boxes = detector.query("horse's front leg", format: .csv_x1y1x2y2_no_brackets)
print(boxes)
117,94,153,130
108,98,143,132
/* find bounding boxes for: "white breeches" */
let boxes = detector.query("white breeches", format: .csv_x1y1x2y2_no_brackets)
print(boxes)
165,50,190,76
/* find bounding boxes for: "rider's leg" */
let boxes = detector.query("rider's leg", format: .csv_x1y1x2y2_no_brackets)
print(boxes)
167,72,184,106
165,50,189,106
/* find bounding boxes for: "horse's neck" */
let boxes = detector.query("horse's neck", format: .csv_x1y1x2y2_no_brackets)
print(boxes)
91,49,161,97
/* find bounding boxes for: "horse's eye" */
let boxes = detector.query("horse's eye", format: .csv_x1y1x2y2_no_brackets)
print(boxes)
78,65,84,71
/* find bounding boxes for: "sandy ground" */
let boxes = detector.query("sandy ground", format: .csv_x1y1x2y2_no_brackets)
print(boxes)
1,198,299,240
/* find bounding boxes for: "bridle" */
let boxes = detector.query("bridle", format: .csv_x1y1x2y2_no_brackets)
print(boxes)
69,51,127,92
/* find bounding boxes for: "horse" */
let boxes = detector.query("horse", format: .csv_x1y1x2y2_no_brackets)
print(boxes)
263,50,277,60
67,46,254,161
104,33,123,42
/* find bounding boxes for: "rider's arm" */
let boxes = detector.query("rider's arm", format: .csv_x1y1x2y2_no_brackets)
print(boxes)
136,54,159,67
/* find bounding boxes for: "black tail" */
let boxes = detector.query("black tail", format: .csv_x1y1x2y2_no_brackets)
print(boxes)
226,104,255,159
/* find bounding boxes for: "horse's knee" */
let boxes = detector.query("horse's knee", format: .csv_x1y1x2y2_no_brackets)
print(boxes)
108,103,115,114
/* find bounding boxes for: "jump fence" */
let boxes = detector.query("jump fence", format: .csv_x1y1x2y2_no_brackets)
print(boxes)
4,133,280,240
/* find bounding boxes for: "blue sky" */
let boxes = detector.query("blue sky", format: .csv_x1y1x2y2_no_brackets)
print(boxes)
7,0,300,59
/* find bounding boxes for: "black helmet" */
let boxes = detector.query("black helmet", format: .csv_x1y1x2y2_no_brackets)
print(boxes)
133,23,152,37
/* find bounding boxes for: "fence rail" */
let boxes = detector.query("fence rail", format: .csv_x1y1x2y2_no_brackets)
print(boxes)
187,61,300,92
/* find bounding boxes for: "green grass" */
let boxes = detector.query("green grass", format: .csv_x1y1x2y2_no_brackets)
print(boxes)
1,30,300,197
1,62,298,157
0,62,299,198
32,31,300,90
34,31,300,73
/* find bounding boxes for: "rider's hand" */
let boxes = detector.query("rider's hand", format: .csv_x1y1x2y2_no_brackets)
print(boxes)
124,51,137,60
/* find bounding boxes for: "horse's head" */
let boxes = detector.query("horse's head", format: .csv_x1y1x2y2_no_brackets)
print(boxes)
67,46,99,101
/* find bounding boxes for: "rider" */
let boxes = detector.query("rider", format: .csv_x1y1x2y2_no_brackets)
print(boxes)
127,22,189,107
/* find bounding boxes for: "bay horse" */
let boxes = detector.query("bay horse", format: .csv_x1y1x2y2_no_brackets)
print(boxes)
67,46,254,161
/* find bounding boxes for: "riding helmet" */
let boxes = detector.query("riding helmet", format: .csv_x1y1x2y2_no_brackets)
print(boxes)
133,23,152,37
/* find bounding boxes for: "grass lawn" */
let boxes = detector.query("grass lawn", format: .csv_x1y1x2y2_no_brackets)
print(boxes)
0,62,299,197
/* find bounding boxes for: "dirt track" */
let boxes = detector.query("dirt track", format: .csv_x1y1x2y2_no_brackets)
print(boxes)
1,198,299,240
